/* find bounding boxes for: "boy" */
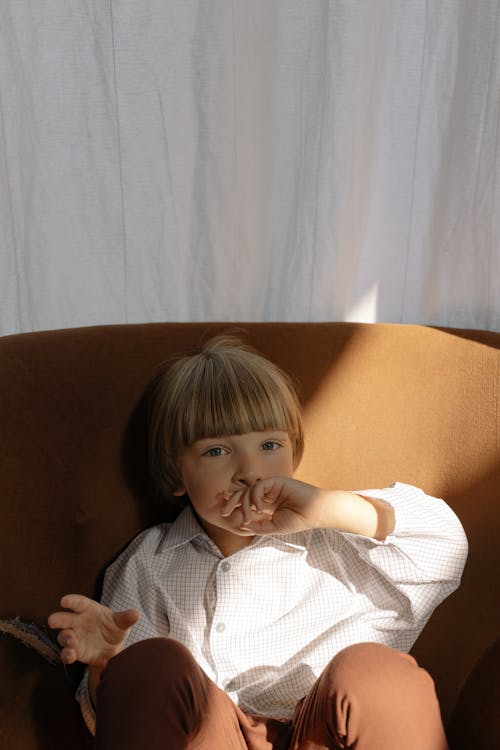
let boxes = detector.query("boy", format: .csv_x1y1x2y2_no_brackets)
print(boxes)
49,335,468,749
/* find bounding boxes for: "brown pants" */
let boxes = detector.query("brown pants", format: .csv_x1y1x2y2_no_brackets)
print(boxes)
94,638,449,750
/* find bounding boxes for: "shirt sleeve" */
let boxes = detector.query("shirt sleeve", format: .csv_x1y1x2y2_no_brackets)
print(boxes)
97,527,171,647
340,482,469,627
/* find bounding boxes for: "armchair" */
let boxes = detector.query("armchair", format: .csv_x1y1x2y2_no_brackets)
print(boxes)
0,322,498,748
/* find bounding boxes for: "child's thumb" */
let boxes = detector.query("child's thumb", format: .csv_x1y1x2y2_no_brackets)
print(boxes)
113,609,140,632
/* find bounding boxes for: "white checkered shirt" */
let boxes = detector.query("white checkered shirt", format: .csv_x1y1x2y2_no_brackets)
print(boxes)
77,483,468,734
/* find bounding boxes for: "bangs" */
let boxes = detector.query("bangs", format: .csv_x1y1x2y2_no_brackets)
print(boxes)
178,363,297,445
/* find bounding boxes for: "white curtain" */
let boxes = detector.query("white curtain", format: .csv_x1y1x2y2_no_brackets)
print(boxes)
1,1,499,336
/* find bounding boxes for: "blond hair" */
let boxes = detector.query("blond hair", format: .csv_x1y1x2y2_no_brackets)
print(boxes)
149,334,304,495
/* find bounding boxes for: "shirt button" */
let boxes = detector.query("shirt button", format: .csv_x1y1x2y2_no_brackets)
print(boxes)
221,562,231,572
215,623,226,633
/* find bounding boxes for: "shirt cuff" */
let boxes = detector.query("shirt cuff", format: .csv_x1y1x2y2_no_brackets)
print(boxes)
355,481,459,542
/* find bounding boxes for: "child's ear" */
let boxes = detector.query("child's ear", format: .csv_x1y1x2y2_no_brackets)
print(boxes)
172,487,186,497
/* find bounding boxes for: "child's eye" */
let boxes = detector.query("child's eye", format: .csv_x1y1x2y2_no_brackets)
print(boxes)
203,446,227,457
261,441,280,451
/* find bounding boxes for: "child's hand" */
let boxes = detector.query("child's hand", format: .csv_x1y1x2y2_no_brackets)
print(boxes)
221,477,330,535
48,594,140,668
221,478,394,540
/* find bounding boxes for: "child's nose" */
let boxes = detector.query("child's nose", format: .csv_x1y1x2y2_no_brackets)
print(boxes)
233,457,261,486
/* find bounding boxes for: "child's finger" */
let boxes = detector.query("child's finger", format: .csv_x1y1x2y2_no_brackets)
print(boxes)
59,647,78,665
238,491,273,528
59,593,92,613
255,477,286,504
247,483,274,515
57,628,76,649
238,488,254,524
241,488,271,523
48,611,78,630
113,609,140,631
239,516,276,534
220,490,243,517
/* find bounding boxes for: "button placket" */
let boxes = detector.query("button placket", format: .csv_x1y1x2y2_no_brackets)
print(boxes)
210,558,236,659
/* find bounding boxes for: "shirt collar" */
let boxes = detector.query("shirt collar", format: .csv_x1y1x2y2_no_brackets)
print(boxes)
163,505,207,549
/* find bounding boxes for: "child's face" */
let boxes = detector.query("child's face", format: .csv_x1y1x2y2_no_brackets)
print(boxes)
175,430,295,556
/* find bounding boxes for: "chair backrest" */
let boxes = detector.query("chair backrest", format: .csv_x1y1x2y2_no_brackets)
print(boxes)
1,322,499,747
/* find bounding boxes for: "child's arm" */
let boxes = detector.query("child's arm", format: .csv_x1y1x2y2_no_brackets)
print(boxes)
221,477,395,540
48,594,140,704
224,479,468,634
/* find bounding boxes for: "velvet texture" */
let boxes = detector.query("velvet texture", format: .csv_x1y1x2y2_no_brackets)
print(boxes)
0,322,498,749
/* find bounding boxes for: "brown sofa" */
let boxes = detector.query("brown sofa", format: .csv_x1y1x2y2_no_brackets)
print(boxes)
0,322,499,749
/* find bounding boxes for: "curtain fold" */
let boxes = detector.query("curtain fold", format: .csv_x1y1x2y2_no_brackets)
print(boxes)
1,1,499,335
